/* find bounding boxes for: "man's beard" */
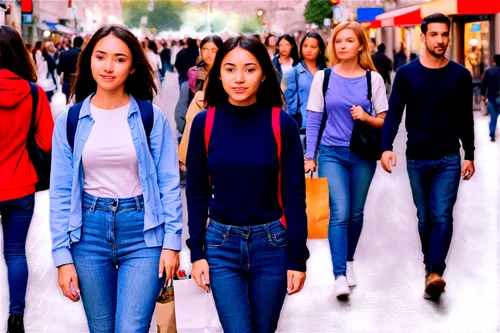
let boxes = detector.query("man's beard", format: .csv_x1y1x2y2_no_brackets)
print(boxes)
426,44,447,58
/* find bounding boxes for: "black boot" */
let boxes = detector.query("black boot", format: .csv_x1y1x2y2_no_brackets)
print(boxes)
7,314,24,333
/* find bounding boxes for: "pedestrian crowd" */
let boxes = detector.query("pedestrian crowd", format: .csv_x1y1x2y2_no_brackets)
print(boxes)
0,11,499,333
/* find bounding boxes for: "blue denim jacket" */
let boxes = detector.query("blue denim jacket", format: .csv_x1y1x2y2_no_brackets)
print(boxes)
50,95,183,267
284,61,315,130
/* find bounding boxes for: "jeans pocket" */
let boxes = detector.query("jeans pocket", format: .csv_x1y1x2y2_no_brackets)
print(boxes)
206,228,227,248
82,205,94,218
269,228,288,248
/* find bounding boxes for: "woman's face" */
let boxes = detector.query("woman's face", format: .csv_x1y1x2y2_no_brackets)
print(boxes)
334,29,362,61
278,39,292,58
91,35,135,93
201,42,218,69
220,47,265,107
301,37,320,62
267,36,276,47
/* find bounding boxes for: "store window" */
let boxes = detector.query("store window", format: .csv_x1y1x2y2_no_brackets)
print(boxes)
464,21,490,80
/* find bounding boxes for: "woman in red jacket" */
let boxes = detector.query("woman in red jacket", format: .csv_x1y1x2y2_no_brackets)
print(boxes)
0,26,54,333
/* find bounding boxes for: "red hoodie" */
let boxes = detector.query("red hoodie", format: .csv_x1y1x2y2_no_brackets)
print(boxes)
0,69,54,201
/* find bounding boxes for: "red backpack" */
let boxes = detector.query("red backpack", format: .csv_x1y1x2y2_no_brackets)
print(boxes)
204,107,287,228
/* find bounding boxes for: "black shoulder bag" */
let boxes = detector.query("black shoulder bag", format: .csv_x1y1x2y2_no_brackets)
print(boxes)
349,70,382,160
26,83,52,191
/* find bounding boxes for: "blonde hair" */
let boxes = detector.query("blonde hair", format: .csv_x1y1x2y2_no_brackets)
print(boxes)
327,21,377,72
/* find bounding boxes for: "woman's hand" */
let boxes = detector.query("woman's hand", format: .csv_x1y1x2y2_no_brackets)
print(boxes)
287,270,306,295
159,249,180,283
192,259,211,293
58,264,80,302
304,159,317,173
350,105,368,121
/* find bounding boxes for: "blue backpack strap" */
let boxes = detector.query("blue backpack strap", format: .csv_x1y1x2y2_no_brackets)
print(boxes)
28,83,39,131
67,102,84,152
136,100,154,150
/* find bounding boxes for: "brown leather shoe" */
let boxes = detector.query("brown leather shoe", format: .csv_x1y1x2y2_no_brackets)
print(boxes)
424,273,446,297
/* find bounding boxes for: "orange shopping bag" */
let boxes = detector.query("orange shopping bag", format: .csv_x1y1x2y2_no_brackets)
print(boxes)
305,174,330,239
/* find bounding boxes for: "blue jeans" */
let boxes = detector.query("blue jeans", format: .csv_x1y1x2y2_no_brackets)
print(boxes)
0,194,35,315
488,101,499,138
178,73,188,89
318,146,376,278
72,192,163,333
206,219,288,333
406,154,461,276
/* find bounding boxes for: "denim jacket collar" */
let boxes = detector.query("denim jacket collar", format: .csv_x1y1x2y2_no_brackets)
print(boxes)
78,93,140,119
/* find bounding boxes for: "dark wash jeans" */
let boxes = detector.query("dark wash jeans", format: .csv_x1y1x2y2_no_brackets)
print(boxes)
0,193,35,315
206,219,288,333
406,153,462,276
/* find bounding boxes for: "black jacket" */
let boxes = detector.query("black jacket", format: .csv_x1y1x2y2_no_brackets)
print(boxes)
372,51,392,84
174,47,199,76
57,48,81,83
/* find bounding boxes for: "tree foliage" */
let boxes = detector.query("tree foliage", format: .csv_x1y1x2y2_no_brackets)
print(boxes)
122,0,187,31
304,0,332,28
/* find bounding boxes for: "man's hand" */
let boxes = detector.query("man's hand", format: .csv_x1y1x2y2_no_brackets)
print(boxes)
287,270,306,295
58,264,80,302
192,259,210,293
462,160,475,180
159,249,180,283
381,151,397,173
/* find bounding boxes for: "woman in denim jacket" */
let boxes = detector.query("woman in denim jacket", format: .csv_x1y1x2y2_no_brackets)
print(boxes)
284,32,327,132
50,25,183,333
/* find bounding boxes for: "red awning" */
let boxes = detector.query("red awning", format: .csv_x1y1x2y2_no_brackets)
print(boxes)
421,0,500,17
368,19,382,29
375,5,422,27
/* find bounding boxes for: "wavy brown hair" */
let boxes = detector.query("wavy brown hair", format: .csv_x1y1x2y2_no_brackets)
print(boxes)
204,36,283,108
0,25,37,82
71,25,157,103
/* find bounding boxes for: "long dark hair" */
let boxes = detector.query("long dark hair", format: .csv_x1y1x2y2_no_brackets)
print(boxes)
32,41,43,65
71,25,157,103
200,35,223,50
0,26,37,82
204,36,283,108
299,32,327,69
277,34,299,65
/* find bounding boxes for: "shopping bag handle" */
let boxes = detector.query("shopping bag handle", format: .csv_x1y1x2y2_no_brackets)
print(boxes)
306,171,314,179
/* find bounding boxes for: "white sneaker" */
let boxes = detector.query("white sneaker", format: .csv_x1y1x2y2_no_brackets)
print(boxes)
334,276,350,298
347,261,356,287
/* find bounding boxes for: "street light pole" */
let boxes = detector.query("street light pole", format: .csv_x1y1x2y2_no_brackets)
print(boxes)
207,0,211,35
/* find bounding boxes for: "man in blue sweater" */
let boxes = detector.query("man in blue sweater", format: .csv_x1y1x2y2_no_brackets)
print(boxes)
380,13,475,299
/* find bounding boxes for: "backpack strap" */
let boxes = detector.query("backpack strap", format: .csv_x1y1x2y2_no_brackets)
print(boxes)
366,70,373,115
136,100,154,150
67,100,154,152
28,83,39,132
271,107,286,228
204,107,216,157
317,67,332,149
67,102,84,152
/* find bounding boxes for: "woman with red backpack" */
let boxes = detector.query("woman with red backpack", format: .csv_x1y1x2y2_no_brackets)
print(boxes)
186,36,309,332
0,26,54,333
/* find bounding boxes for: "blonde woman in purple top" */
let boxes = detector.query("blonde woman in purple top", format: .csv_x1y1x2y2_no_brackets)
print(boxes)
304,22,388,299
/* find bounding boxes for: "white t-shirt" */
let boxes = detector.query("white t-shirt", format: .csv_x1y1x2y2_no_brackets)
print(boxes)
82,103,142,198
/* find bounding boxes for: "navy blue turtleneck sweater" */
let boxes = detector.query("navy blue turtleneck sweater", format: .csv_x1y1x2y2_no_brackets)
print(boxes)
185,102,309,272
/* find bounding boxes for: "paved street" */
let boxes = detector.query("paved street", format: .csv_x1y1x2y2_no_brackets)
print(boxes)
1,73,499,332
